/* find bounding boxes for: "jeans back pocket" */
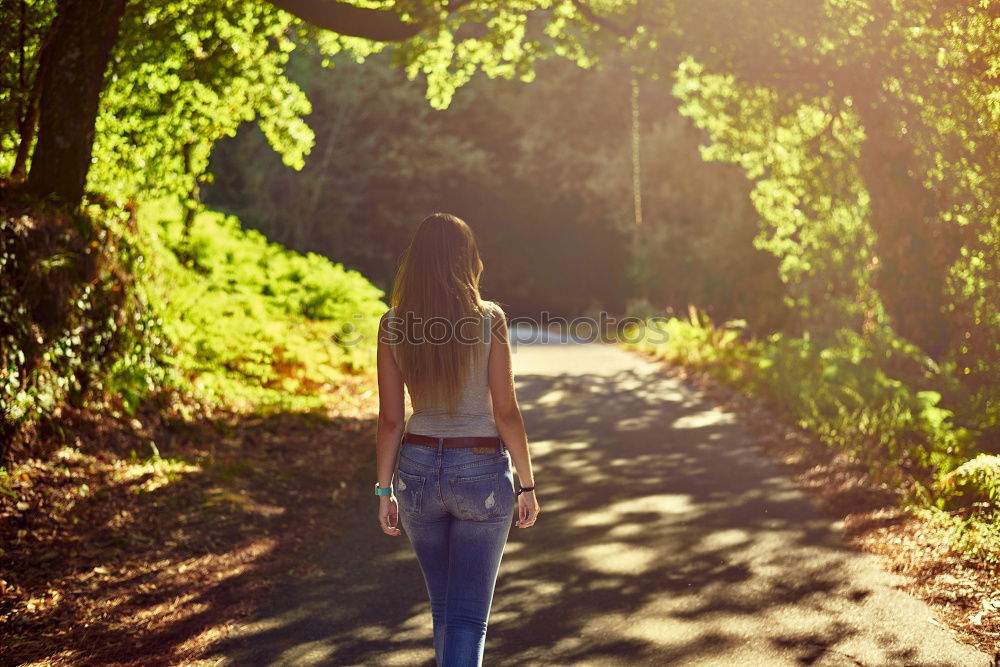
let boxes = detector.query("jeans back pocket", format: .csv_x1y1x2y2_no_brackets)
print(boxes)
395,469,426,515
449,471,506,521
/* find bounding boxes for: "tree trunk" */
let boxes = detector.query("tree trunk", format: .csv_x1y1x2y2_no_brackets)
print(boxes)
25,0,127,206
854,96,965,359
10,46,46,182
19,0,452,208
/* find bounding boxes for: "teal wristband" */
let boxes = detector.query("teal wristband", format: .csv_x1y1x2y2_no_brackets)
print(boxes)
375,482,392,497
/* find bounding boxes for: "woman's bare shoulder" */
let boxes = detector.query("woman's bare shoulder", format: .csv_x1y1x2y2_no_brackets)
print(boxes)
481,300,506,319
379,307,399,337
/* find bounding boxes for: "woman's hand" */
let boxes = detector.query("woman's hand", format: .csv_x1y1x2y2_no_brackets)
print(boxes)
379,495,400,536
515,490,539,528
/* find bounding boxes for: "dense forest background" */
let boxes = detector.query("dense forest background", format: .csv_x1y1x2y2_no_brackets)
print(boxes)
205,46,786,327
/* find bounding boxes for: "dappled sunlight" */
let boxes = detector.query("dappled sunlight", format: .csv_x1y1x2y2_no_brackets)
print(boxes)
536,388,572,406
574,542,660,575
671,408,737,429
522,438,558,457
697,527,751,550
55,443,204,497
501,540,525,555
201,486,287,516
272,640,339,665
560,441,591,451
614,415,654,431
558,456,596,472
0,400,395,665
615,615,705,651
569,494,696,527
532,497,573,514
211,341,986,666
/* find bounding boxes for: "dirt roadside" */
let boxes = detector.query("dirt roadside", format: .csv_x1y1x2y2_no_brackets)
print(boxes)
0,372,380,667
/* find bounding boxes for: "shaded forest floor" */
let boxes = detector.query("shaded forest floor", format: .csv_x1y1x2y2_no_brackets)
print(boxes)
2,355,998,664
629,348,1000,659
0,373,380,667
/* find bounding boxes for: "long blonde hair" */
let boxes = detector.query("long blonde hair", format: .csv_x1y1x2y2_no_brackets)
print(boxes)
389,213,491,414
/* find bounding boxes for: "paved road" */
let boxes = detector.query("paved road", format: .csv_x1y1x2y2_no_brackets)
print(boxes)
216,333,989,666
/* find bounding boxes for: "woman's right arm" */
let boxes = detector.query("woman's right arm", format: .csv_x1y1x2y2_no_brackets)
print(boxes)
488,305,540,528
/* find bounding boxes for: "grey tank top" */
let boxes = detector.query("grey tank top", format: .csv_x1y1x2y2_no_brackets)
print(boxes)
386,305,500,438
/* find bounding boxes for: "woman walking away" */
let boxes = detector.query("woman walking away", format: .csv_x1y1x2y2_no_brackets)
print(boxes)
374,212,540,667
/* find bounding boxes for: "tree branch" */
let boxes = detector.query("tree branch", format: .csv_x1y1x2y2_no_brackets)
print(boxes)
569,0,643,38
266,0,425,41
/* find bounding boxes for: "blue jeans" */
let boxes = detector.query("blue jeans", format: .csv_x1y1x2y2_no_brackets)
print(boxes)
395,437,516,667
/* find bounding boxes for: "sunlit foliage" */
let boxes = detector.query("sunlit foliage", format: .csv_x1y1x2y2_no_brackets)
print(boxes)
658,0,998,443
1,0,996,554
138,198,386,409
0,195,170,454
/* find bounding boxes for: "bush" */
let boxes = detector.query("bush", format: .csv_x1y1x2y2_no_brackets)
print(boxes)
1,191,389,462
938,454,1000,506
0,191,169,462
137,198,386,410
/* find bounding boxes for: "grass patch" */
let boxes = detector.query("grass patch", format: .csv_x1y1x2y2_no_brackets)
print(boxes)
136,197,386,412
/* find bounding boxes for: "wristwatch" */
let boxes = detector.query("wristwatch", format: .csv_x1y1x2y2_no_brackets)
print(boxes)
375,482,392,497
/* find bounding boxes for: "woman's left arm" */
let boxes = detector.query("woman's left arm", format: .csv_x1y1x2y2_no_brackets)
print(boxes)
376,312,405,535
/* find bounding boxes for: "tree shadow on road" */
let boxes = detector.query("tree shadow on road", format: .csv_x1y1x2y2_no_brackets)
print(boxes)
209,357,981,666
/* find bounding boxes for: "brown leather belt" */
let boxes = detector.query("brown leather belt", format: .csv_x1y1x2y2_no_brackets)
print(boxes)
402,431,503,450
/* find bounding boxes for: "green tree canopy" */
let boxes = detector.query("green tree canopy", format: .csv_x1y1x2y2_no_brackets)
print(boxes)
2,0,997,434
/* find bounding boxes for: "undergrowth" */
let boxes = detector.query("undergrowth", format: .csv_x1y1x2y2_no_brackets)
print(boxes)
1,190,169,462
1,190,387,463
137,198,385,412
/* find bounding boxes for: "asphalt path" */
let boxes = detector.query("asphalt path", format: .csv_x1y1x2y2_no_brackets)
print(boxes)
215,330,989,666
